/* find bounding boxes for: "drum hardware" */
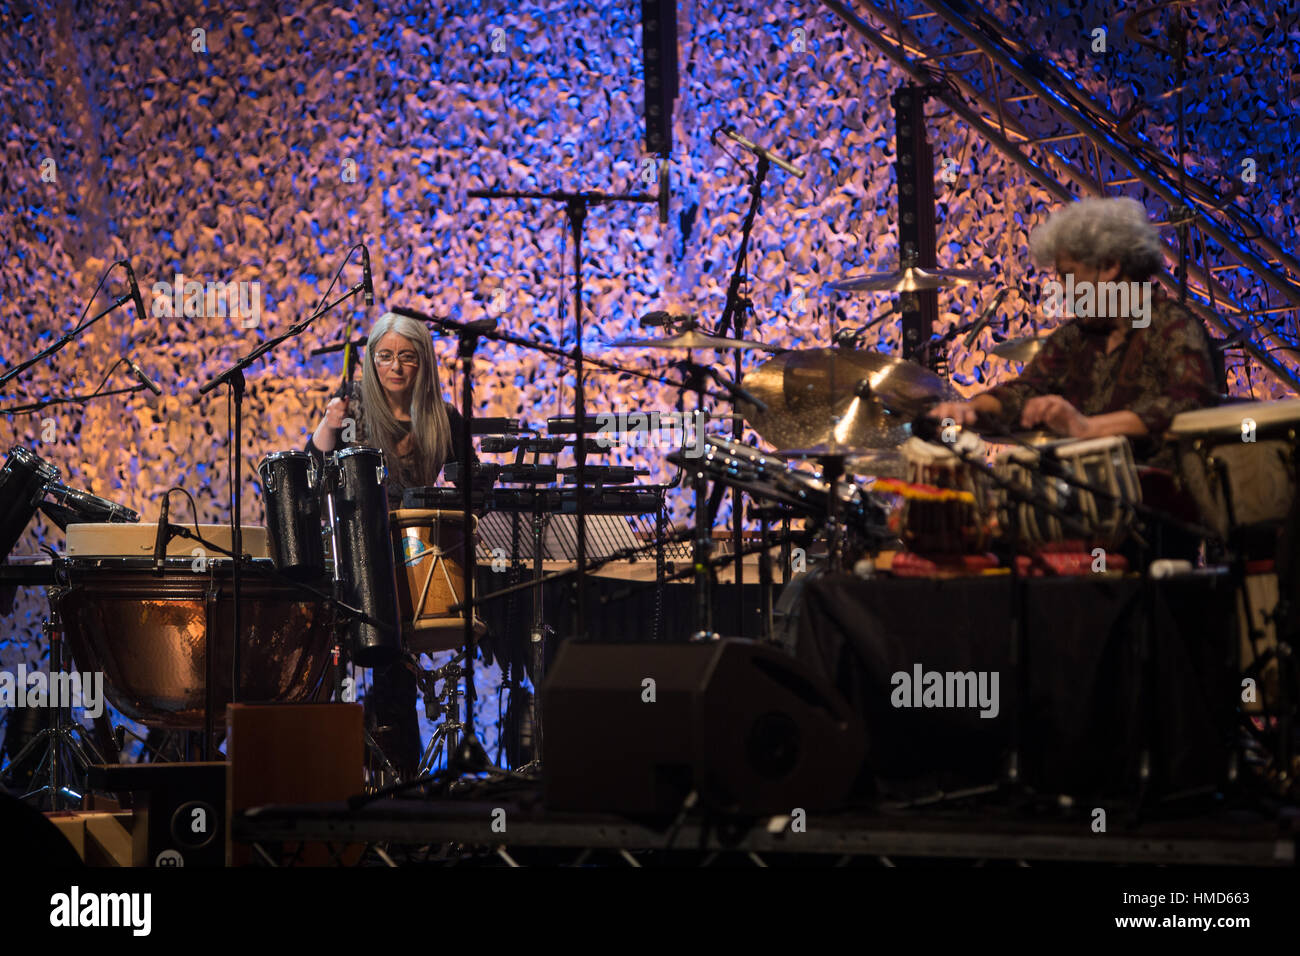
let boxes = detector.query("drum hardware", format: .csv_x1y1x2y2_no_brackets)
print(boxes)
9,592,107,810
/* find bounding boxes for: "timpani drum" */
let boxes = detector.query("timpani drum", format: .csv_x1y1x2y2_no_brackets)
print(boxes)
57,524,332,728
389,508,486,654
994,435,1141,549
1167,399,1300,541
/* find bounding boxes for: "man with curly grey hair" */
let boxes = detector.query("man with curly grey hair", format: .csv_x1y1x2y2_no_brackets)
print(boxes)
931,197,1219,465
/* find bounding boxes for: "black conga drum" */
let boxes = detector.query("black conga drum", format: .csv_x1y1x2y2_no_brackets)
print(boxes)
258,451,325,579
0,447,60,559
325,446,402,667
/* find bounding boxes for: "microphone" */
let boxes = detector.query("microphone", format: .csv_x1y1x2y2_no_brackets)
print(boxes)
658,159,669,226
639,310,692,328
962,287,1011,349
360,245,375,306
718,126,806,179
153,494,170,573
123,261,149,322
123,353,163,396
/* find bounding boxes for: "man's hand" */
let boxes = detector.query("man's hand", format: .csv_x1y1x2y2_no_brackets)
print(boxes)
928,400,978,427
1020,395,1091,437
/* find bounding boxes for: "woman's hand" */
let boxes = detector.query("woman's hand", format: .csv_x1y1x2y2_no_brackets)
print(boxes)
322,396,349,431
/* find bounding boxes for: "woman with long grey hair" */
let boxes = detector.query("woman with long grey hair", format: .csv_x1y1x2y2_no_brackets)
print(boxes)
310,311,468,503
307,311,477,776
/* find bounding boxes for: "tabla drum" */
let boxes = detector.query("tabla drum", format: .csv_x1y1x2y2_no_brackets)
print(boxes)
898,434,988,554
1167,399,1300,542
325,446,402,667
994,435,1141,549
56,526,331,728
0,446,60,559
389,508,486,654
258,450,325,579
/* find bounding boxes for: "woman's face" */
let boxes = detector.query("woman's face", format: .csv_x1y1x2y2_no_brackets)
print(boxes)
373,331,420,403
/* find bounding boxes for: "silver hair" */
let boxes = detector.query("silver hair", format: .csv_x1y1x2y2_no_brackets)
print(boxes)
1028,197,1165,280
360,312,452,488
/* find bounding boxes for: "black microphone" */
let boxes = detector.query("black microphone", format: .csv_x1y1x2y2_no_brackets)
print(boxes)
962,287,1011,349
123,261,149,322
658,159,669,226
718,126,806,178
639,310,679,328
123,353,163,396
153,494,170,573
360,245,375,306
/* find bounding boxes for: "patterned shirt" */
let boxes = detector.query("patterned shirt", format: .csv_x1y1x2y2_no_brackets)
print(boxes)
985,290,1219,466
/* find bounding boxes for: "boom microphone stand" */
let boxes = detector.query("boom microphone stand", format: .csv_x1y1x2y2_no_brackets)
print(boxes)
198,244,369,754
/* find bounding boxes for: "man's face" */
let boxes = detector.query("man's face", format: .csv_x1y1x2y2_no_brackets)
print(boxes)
1056,254,1122,332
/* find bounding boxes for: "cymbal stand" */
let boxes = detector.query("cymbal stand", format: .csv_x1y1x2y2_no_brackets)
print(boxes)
680,359,716,640
13,588,105,809
714,152,773,637
514,458,552,774
467,188,658,644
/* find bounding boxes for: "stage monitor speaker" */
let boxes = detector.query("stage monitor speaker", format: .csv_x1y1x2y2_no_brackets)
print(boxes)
542,638,866,815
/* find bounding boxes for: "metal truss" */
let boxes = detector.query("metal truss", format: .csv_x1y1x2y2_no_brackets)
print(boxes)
234,803,1296,867
821,0,1300,393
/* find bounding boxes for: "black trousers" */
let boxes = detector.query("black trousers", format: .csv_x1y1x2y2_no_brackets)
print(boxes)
365,658,421,770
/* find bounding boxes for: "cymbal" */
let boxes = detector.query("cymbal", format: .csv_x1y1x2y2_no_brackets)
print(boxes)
738,348,957,450
990,334,1051,363
607,329,779,351
827,265,992,294
776,442,868,461
776,443,907,478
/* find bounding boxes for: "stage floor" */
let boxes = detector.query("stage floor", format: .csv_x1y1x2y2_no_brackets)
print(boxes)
233,792,1297,867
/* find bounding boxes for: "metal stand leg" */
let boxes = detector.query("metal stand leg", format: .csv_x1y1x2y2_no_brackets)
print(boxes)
15,598,105,809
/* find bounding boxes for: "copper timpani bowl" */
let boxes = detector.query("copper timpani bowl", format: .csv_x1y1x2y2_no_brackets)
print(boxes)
56,557,333,729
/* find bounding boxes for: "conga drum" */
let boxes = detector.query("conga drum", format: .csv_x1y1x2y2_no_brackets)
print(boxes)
389,508,486,654
258,450,325,580
326,447,402,668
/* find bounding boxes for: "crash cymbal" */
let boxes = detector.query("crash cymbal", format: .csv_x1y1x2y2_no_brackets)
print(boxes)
607,329,780,351
738,348,958,450
827,265,993,294
990,334,1051,363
